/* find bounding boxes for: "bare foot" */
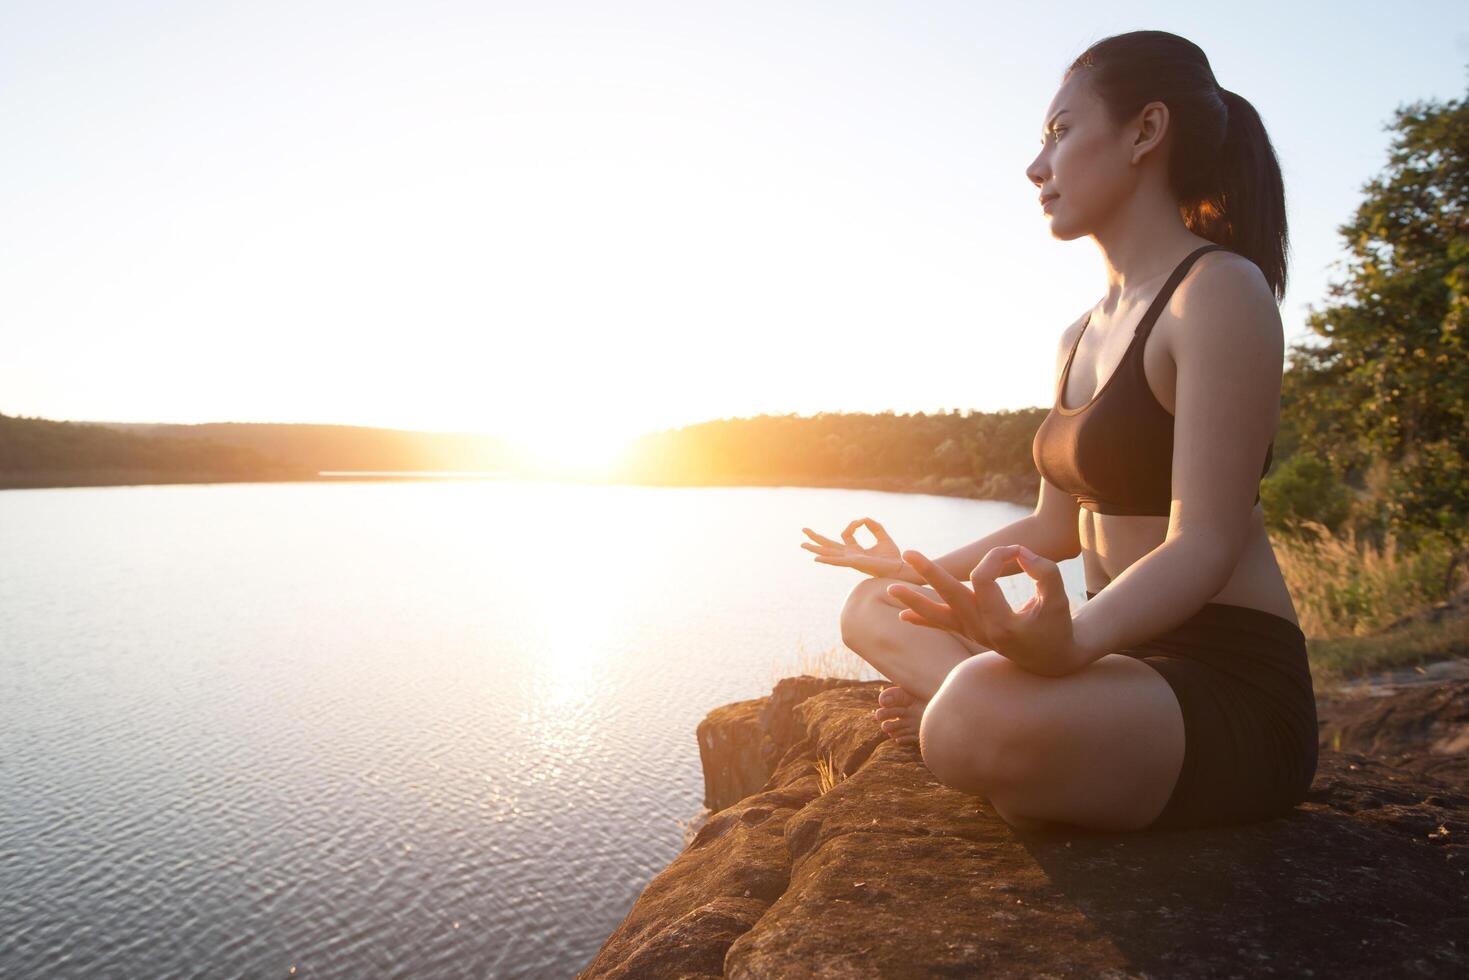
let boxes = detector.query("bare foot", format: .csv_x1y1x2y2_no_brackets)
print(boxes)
873,685,925,747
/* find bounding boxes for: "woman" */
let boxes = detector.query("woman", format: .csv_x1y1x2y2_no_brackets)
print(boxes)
800,31,1316,834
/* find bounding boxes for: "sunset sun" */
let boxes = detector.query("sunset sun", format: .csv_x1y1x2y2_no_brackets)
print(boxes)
502,424,638,479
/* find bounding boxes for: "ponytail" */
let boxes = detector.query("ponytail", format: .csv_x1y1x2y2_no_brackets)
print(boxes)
1182,87,1289,302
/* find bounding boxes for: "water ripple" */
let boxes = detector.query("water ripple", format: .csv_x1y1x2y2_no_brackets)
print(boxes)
0,481,1049,976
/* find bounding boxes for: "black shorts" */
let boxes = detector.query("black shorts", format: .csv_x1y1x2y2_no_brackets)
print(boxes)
1087,589,1319,831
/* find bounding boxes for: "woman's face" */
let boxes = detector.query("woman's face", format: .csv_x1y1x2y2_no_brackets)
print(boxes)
1026,73,1143,241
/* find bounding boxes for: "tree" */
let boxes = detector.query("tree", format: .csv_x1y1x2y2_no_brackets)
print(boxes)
1281,79,1469,548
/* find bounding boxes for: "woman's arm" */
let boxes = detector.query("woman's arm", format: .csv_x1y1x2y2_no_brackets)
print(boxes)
922,479,1082,583
884,513,1060,586
1068,533,1238,663
1069,255,1283,666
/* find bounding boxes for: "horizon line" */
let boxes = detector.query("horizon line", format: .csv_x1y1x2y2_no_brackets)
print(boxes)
0,405,1051,437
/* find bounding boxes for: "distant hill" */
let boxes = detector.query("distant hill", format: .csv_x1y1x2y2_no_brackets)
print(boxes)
0,414,514,489
83,420,515,473
611,409,1047,505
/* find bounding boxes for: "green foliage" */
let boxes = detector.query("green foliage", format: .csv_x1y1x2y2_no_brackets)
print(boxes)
1261,453,1353,534
1281,83,1469,548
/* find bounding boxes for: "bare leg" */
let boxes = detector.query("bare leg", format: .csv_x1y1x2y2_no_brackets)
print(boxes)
839,576,982,703
921,652,1186,831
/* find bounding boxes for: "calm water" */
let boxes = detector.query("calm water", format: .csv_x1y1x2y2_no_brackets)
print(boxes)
0,480,1084,978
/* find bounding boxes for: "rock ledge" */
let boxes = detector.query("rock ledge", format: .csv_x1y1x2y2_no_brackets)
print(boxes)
580,675,1469,978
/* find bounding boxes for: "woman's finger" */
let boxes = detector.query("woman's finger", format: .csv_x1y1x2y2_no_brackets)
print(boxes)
802,527,842,548
862,518,893,544
841,518,871,550
1014,547,1067,603
813,556,854,567
971,545,1025,582
800,542,842,557
969,567,1020,640
886,583,963,631
898,607,954,632
900,551,990,639
901,550,965,606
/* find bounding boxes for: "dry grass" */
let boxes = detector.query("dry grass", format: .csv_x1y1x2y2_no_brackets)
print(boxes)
815,751,846,794
766,637,877,689
1306,604,1469,691
1271,519,1469,686
1272,520,1462,639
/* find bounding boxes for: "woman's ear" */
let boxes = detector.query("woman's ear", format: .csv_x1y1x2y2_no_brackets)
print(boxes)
1130,100,1170,165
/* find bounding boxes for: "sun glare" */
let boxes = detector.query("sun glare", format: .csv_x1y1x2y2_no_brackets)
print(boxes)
503,425,638,480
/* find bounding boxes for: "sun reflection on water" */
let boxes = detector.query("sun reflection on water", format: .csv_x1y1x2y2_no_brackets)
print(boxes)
481,480,679,759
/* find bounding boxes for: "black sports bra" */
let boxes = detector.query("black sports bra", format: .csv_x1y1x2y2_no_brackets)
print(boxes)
1031,244,1273,516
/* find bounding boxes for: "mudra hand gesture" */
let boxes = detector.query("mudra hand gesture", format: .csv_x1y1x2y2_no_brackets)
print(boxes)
888,544,1082,677
800,518,910,580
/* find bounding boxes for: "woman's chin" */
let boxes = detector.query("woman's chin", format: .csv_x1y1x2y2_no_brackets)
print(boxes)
1044,216,1086,241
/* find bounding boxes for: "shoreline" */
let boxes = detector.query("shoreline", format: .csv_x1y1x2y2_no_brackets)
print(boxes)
0,470,1037,506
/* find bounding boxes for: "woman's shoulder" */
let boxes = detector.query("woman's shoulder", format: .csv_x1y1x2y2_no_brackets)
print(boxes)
1163,246,1282,354
1058,306,1091,351
1175,246,1277,314
1053,307,1093,372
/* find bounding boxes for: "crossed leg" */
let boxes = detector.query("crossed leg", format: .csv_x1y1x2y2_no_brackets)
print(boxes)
841,575,1187,832
838,576,985,702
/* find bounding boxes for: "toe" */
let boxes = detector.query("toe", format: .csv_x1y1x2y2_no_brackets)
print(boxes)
879,686,915,708
882,718,917,738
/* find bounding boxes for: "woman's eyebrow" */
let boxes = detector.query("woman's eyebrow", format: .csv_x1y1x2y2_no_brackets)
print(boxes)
1042,108,1071,134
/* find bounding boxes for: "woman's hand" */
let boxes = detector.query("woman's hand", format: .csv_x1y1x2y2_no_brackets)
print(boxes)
887,544,1083,677
801,518,909,579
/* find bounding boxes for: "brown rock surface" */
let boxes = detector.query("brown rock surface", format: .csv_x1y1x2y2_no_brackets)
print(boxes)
1317,678,1469,789
580,673,1469,979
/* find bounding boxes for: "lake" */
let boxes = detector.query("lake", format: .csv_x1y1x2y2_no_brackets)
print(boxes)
0,479,1084,978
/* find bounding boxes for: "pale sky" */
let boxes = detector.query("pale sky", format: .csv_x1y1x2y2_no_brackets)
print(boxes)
3,0,1466,461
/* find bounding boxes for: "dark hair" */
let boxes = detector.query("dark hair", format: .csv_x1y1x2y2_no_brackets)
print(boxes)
1066,30,1288,302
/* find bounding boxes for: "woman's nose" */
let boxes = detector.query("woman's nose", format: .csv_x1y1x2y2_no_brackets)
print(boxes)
1025,155,1048,188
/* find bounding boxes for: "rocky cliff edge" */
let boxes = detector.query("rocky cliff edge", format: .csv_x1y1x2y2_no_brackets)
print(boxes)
579,674,1469,979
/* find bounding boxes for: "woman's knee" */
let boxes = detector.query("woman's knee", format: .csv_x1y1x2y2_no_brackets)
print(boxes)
839,576,904,647
920,654,1032,794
